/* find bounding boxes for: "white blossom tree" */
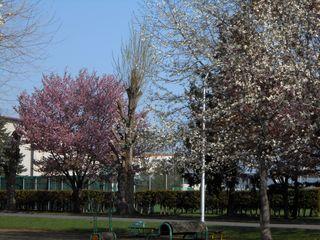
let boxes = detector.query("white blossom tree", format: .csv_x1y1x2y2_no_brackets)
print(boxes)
144,0,320,239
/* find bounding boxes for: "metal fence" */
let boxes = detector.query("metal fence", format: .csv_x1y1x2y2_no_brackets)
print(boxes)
0,176,115,191
0,174,192,192
135,174,191,191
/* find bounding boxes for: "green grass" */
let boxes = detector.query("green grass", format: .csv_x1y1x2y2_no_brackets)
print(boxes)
0,215,158,233
0,216,320,239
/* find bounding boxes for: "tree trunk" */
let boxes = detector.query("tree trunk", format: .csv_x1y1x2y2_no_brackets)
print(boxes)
291,176,299,219
259,159,272,240
5,169,16,211
227,183,236,216
127,169,135,213
116,161,135,215
283,177,289,219
71,188,82,213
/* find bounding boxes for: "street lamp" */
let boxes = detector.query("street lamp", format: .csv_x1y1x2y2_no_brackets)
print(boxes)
201,73,209,222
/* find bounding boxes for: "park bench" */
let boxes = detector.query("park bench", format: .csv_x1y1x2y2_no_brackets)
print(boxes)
128,220,157,237
146,221,208,240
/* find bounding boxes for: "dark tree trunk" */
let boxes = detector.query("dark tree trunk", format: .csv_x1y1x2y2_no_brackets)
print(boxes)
283,177,289,219
116,161,135,215
65,174,85,213
127,169,135,213
259,159,272,240
227,183,236,216
291,176,299,219
71,188,82,213
5,169,16,211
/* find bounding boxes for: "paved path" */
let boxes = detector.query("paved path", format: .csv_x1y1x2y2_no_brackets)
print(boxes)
0,212,320,230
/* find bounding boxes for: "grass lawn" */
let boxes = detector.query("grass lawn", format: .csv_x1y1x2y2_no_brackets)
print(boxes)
0,215,158,233
0,215,320,239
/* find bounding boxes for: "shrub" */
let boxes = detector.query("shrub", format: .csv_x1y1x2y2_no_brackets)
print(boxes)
0,188,319,216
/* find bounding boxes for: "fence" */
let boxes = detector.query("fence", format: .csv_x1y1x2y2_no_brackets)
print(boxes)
135,174,191,191
0,174,191,192
0,176,115,191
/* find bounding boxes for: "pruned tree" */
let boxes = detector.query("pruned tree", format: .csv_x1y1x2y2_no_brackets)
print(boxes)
17,70,124,213
111,24,155,214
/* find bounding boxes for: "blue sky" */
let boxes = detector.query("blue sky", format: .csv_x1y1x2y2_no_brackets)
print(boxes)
1,0,140,116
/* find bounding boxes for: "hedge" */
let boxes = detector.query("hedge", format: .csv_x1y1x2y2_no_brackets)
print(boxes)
0,189,319,216
135,189,320,217
0,190,113,213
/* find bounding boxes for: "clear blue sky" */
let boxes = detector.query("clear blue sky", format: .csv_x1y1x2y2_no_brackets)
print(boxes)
1,0,141,116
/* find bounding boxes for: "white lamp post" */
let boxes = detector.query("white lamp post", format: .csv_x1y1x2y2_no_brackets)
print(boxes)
201,73,209,222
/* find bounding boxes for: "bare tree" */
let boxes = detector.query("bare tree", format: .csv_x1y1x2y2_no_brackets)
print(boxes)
0,0,53,94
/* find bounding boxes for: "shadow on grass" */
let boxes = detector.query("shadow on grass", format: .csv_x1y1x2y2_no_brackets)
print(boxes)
207,226,320,240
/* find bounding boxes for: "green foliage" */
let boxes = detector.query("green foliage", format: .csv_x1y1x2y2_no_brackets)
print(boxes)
0,119,25,175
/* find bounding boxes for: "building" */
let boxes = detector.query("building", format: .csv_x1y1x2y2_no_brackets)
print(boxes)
1,116,44,176
1,116,43,177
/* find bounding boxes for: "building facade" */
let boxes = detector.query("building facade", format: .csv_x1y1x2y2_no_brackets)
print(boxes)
2,116,43,177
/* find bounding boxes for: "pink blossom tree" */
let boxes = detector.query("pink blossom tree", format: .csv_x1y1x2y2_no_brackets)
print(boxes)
17,69,124,212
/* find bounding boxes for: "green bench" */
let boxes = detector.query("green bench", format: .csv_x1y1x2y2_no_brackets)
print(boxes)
128,220,157,237
146,221,208,240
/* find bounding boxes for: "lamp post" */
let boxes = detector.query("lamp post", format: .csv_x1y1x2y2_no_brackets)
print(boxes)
201,73,209,222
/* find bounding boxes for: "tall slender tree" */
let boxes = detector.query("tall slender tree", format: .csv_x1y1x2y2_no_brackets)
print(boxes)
111,25,155,214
